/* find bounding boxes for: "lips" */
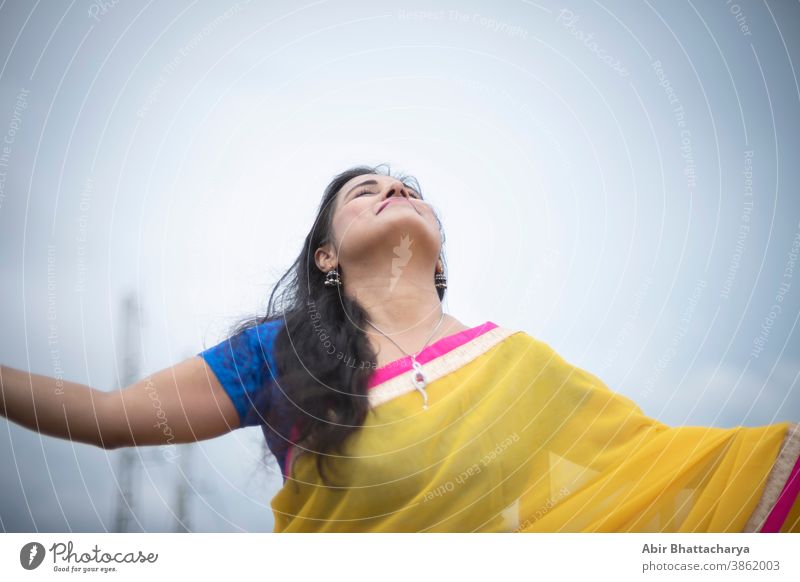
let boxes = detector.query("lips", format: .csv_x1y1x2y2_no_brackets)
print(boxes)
377,197,413,214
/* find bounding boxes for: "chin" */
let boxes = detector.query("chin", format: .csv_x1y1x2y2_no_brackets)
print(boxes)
378,220,439,246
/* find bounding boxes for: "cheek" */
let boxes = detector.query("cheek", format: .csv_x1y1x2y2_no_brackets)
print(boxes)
331,205,366,240
419,205,440,229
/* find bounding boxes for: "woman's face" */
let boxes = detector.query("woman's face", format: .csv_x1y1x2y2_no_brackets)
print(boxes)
320,173,442,269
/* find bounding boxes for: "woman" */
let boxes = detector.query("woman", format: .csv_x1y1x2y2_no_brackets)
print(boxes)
1,164,798,532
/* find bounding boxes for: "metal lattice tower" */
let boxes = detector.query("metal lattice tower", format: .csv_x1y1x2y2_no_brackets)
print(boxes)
112,292,141,532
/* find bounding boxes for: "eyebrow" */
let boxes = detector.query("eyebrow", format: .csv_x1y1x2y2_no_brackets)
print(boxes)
344,179,378,200
343,179,421,200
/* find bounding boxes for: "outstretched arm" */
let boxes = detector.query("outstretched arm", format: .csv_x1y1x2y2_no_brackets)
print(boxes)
0,357,241,449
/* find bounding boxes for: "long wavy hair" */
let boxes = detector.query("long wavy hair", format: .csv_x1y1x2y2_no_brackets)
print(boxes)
231,163,447,488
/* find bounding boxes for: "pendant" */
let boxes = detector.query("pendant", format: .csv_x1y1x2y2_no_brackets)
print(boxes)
411,359,429,410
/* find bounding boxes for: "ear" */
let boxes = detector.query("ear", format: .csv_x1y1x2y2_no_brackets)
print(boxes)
436,257,444,273
315,242,337,272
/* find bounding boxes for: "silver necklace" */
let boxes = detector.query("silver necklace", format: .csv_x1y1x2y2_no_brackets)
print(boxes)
365,311,447,410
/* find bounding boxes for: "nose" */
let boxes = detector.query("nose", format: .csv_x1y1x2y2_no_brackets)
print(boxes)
384,180,412,199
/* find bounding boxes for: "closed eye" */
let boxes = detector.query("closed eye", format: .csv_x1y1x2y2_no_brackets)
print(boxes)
357,189,421,198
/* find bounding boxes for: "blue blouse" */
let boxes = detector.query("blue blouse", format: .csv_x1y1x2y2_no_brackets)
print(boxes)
197,318,294,481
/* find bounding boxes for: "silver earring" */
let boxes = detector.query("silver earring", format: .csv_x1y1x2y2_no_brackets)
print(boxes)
434,269,447,289
324,268,342,287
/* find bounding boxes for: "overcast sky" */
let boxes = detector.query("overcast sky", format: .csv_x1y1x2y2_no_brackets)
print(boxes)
1,0,799,532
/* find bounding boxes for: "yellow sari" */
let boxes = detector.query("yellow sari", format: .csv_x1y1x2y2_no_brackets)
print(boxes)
270,322,800,532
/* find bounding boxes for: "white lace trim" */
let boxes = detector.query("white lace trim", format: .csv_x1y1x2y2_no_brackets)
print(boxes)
367,326,521,410
743,422,800,532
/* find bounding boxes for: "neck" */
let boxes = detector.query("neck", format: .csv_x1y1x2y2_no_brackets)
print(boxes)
342,261,443,336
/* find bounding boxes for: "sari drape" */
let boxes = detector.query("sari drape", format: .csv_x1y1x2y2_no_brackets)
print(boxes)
270,322,800,532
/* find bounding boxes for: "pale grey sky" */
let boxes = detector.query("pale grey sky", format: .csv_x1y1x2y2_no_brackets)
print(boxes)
1,0,799,532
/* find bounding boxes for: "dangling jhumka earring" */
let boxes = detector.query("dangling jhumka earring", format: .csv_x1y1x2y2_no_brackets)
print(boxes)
434,265,447,289
324,267,342,287
326,266,444,288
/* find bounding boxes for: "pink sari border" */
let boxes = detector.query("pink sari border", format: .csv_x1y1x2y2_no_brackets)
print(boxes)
760,449,800,532
367,321,499,389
